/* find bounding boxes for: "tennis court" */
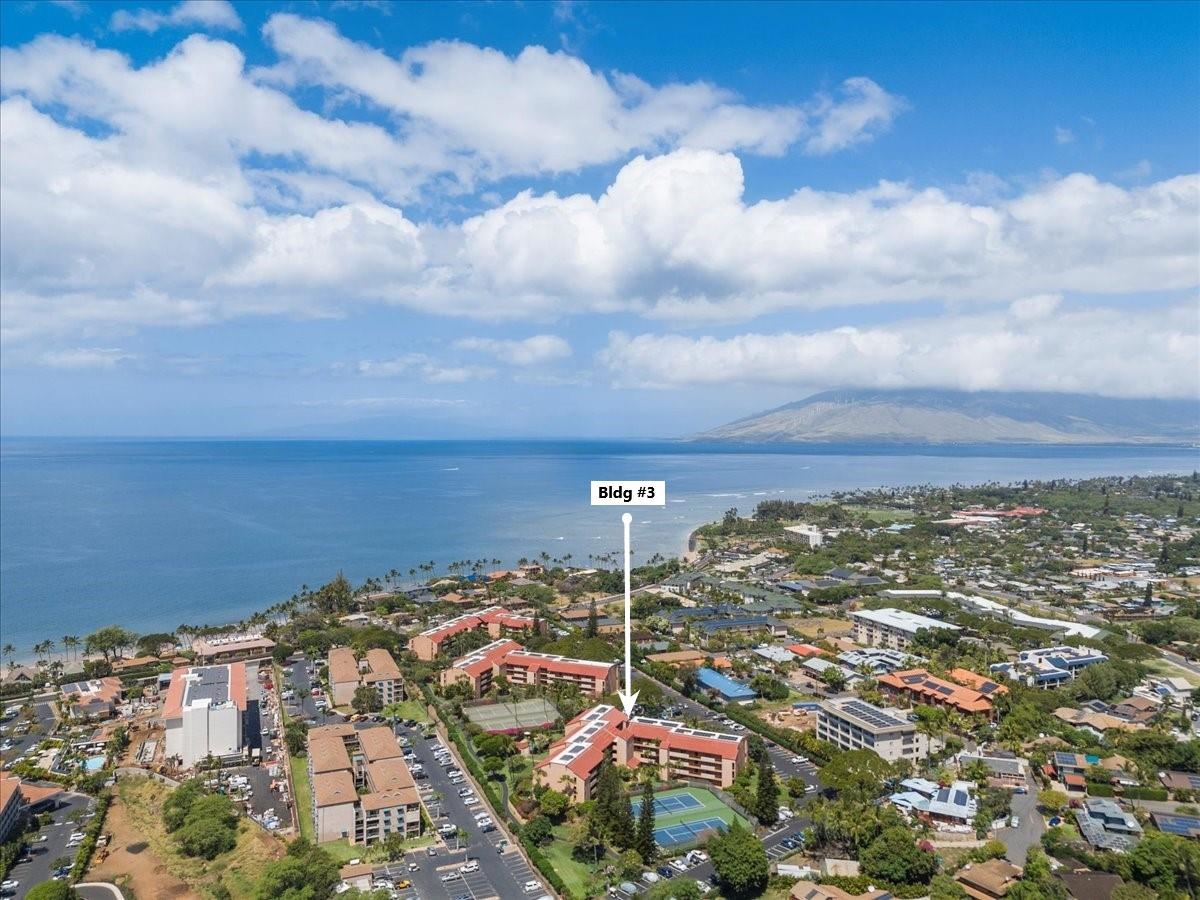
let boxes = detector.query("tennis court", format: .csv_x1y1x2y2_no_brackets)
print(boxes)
630,786,745,849
463,698,558,734
631,791,702,817
654,816,730,848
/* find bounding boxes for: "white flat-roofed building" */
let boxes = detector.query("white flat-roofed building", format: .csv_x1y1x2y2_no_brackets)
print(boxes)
817,697,939,762
851,608,960,650
163,663,247,767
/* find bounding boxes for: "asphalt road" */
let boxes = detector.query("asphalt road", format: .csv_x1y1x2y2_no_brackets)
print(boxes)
5,791,93,900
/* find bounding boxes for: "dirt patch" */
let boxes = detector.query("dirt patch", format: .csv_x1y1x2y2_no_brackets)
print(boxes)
89,776,286,900
89,792,200,900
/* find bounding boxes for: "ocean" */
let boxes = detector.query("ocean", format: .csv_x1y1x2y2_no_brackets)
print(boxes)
1,439,1197,655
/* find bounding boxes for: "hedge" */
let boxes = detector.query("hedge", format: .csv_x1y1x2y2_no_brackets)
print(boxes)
1122,786,1169,801
1086,783,1115,797
70,791,112,883
518,831,573,899
420,684,512,827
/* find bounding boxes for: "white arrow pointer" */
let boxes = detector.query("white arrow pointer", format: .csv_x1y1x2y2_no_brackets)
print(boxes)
616,512,639,715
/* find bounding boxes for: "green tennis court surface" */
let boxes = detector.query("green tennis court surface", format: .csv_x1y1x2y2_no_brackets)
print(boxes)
629,786,744,849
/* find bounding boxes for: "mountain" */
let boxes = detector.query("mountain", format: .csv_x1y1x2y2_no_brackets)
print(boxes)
694,389,1200,444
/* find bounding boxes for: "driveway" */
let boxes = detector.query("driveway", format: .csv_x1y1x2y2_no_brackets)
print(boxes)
995,780,1043,865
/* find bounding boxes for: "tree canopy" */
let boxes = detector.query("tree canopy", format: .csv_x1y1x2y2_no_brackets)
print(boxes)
708,820,768,898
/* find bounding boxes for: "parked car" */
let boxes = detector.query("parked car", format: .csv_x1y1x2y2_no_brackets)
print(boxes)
657,865,675,879
460,861,479,874
523,881,542,893
669,858,689,872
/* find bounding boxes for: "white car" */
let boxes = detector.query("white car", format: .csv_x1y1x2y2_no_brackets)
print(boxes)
460,861,480,874
523,881,541,893
440,872,462,882
669,858,689,872
777,806,794,819
643,871,660,884
1,882,19,892
695,879,712,894
458,788,474,797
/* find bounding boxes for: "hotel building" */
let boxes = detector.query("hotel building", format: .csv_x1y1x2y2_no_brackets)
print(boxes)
817,697,939,762
851,608,960,651
409,606,546,660
535,704,747,802
163,663,248,767
309,724,422,846
328,647,405,708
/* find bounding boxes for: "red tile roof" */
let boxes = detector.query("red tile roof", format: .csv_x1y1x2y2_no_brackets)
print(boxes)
878,668,993,715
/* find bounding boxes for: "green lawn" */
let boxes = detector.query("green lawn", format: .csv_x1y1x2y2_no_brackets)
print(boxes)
289,754,313,842
315,839,367,863
1146,658,1199,688
391,699,432,723
544,824,603,899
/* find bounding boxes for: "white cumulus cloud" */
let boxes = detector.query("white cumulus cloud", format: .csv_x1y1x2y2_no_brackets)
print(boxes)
111,0,243,33
454,335,572,366
599,302,1200,398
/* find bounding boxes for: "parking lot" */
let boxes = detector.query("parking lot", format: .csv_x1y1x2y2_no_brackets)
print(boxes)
0,700,59,770
4,790,94,900
366,722,549,900
282,654,346,726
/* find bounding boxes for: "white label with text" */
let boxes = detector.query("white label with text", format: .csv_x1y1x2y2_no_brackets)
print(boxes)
590,481,667,506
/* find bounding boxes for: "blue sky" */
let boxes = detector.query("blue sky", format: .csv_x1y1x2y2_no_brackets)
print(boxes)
1,0,1196,437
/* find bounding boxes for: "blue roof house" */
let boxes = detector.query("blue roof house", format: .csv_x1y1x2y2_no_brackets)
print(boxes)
695,667,758,703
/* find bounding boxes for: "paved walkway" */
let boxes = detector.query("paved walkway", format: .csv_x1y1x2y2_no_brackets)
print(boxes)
76,884,127,900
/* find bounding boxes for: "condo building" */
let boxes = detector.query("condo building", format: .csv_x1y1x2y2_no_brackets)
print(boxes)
535,704,748,802
877,669,997,719
850,608,960,651
309,724,422,846
817,697,939,762
408,606,546,660
328,647,405,708
440,639,620,697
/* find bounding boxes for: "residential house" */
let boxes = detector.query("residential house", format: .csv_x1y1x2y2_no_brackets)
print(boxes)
954,859,1023,900
59,677,123,719
1074,797,1142,851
